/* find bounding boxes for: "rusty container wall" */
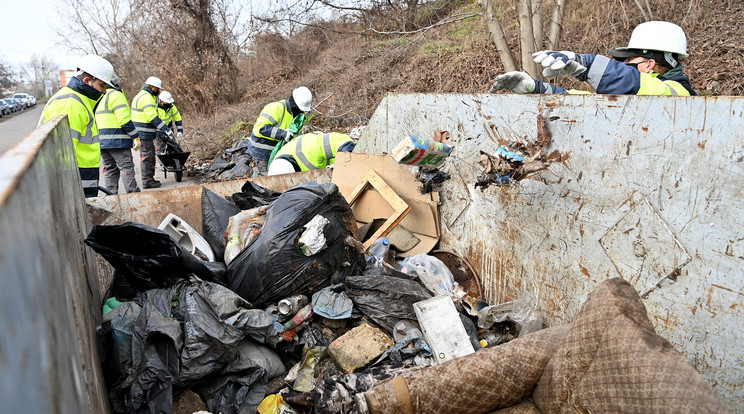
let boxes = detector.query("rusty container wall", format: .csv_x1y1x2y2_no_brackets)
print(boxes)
358,93,744,411
86,170,332,297
0,118,110,413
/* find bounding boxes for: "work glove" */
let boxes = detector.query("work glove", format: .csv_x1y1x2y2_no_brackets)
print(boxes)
284,131,294,142
490,71,536,94
177,132,183,141
533,50,587,77
133,137,141,151
165,129,174,140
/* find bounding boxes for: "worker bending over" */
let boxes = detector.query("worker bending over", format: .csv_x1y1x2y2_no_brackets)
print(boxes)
249,86,313,176
96,74,141,193
268,132,355,176
131,76,173,189
38,54,116,197
491,21,696,96
157,91,183,147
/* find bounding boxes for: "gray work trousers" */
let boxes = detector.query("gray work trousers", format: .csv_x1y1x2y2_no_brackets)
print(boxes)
102,148,140,193
140,140,158,185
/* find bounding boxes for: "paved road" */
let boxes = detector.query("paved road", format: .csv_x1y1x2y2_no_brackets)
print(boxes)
0,105,43,154
0,104,197,193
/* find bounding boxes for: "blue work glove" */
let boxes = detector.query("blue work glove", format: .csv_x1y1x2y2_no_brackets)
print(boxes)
490,71,536,94
533,50,587,77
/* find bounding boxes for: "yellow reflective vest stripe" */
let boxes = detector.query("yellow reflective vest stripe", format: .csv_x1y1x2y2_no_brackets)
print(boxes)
277,132,353,171
131,90,159,124
252,101,293,142
37,86,101,168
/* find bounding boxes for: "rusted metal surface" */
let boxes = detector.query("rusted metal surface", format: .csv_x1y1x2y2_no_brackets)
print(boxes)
86,169,332,296
0,117,110,413
431,250,483,299
359,93,744,411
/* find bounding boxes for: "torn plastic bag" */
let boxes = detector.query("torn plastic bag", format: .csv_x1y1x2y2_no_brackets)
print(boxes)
477,299,544,337
85,222,227,297
373,321,433,366
314,366,409,414
202,187,241,260
227,182,366,306
401,253,456,296
345,274,433,334
231,180,282,210
312,284,353,320
99,301,142,385
106,276,279,414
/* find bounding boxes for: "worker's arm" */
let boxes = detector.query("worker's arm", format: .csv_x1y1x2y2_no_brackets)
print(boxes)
252,102,292,141
564,54,690,96
172,104,184,135
144,96,171,134
490,71,572,94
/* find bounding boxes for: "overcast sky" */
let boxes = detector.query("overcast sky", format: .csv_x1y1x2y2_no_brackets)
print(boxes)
1,0,82,76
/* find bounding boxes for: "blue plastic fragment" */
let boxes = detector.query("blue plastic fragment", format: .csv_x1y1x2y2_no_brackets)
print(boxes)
496,146,525,162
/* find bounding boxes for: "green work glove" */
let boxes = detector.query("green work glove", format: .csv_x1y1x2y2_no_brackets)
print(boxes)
490,71,536,94
289,113,306,135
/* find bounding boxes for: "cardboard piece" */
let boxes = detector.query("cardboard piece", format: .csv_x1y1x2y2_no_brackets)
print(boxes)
346,169,412,252
391,134,453,167
332,152,441,256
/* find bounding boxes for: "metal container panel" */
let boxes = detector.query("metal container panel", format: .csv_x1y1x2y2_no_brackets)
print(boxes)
359,93,744,411
0,117,109,413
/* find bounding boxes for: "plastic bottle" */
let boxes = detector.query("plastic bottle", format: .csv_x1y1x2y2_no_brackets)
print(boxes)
479,331,507,348
224,233,243,265
366,237,390,269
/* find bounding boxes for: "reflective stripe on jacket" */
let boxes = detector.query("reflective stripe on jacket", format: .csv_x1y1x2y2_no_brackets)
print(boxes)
131,88,169,140
276,132,353,171
248,100,295,160
38,85,101,168
96,88,138,149
158,104,183,134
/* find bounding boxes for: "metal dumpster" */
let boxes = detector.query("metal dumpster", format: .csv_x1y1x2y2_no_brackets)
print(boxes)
2,93,741,412
358,93,743,412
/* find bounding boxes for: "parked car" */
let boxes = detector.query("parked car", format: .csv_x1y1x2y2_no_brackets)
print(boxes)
2,98,20,113
13,93,33,108
27,95,36,106
0,99,9,116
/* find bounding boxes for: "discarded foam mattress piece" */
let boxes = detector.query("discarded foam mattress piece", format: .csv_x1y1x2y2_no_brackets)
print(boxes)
356,278,728,414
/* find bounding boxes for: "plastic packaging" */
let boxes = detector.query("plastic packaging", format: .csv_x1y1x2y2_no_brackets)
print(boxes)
201,187,241,260
477,300,544,337
479,331,510,348
400,253,456,296
257,394,298,414
293,346,328,392
298,214,330,256
278,294,309,316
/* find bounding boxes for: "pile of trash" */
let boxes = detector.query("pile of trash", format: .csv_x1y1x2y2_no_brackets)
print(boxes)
207,139,256,181
87,176,543,414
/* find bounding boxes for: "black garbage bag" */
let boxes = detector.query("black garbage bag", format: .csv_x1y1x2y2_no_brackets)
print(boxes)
105,276,279,414
85,222,226,297
202,187,242,261
227,182,365,306
345,274,433,334
231,180,282,210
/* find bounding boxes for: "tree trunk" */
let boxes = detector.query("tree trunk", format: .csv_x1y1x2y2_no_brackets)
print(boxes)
547,0,567,50
479,0,518,72
517,0,539,77
531,0,543,52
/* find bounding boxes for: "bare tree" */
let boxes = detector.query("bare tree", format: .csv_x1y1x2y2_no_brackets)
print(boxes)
547,0,567,50
479,0,518,72
0,58,15,91
517,0,540,76
531,0,544,52
23,55,59,98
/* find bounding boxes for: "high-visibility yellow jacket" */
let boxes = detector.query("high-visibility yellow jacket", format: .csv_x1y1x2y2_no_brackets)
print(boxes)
275,132,355,171
249,99,295,160
37,77,102,168
131,87,170,140
95,88,138,149
158,103,183,134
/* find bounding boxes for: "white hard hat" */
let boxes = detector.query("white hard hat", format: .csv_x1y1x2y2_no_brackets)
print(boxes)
76,54,116,87
159,91,174,103
292,86,312,112
145,76,163,89
610,21,688,67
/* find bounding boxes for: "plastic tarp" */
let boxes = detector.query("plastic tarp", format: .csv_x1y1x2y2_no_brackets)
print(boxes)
231,181,282,210
227,182,365,306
